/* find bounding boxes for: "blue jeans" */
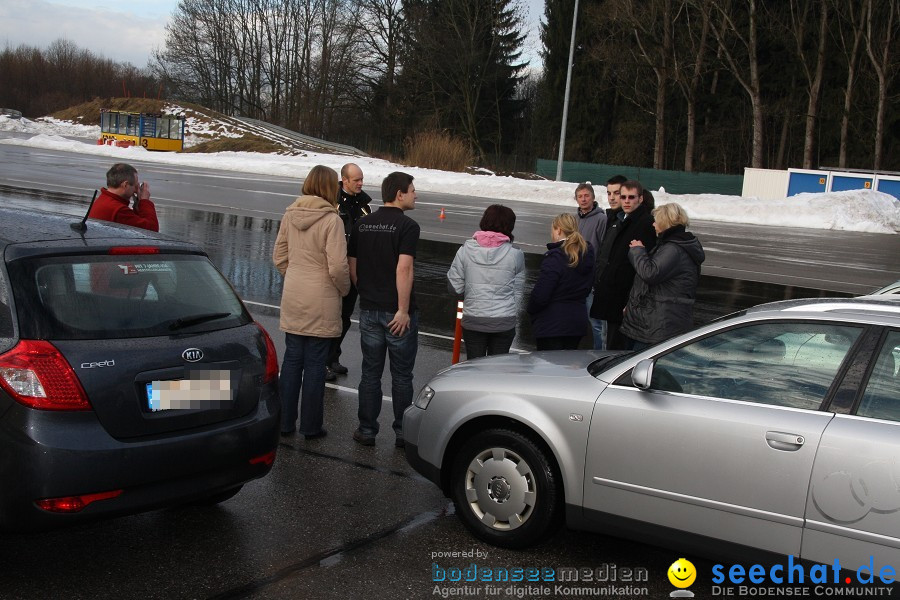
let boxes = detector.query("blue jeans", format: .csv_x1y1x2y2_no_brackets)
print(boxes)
586,289,606,350
279,333,331,435
357,309,418,437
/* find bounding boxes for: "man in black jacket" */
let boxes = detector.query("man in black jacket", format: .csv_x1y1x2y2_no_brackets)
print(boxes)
591,174,627,349
327,163,372,380
590,180,656,350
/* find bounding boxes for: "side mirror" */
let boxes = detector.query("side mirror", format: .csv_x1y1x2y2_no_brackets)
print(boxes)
632,358,654,390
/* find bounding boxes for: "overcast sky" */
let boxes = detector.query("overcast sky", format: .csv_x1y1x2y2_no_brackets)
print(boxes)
0,0,546,70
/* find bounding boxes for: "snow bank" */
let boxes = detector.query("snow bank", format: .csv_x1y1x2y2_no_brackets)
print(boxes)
1,118,897,234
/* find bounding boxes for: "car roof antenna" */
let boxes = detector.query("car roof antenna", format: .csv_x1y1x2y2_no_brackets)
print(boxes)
71,190,99,232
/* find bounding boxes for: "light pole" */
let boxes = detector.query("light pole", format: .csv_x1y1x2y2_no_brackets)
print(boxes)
555,0,580,181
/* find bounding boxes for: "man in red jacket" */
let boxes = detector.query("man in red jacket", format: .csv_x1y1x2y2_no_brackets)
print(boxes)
88,163,159,231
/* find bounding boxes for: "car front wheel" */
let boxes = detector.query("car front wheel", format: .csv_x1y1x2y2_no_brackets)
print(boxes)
450,428,561,548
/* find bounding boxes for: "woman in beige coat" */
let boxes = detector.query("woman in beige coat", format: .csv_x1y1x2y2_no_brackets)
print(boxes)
273,165,350,439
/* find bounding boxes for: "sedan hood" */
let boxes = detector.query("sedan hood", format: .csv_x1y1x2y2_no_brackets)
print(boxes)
434,350,624,383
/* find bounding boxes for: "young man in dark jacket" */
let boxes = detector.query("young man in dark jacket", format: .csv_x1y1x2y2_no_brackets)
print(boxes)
591,180,656,350
326,163,372,380
348,172,419,448
589,174,627,349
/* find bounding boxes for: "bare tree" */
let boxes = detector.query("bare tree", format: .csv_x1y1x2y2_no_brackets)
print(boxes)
674,0,712,172
358,0,404,94
829,0,866,168
787,0,828,169
600,0,674,169
708,0,765,168
155,0,361,136
354,0,405,148
864,0,899,170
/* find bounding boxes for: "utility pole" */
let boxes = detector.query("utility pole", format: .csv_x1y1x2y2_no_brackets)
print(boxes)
555,0,580,181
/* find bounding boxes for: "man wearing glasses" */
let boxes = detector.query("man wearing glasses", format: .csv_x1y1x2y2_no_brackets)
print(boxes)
590,179,655,350
88,163,159,231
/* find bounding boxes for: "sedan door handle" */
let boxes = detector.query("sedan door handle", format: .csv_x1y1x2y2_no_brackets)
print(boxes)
766,431,806,452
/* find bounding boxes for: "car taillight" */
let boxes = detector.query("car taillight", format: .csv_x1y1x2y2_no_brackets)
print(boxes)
256,323,279,384
108,246,159,255
0,340,92,410
36,490,123,513
250,450,276,466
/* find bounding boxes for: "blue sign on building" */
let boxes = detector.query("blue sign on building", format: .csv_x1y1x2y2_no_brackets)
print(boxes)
875,177,900,200
831,175,874,192
787,170,828,196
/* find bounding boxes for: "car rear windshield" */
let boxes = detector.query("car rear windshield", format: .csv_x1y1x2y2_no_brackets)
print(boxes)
9,253,251,340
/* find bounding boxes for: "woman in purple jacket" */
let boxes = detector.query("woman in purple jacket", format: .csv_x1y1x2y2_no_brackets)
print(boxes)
527,214,595,350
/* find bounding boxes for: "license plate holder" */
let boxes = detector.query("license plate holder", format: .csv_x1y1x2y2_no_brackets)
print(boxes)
146,369,235,412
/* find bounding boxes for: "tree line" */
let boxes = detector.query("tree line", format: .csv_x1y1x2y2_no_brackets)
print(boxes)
151,0,530,165
537,0,899,172
0,40,160,118
1,0,897,174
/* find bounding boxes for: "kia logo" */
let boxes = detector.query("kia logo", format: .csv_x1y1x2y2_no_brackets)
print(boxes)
182,348,203,362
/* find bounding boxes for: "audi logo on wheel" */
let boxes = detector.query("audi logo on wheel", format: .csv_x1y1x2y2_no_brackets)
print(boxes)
182,348,204,362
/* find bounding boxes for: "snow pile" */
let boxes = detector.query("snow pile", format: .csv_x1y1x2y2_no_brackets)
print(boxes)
1,120,898,234
0,106,248,146
34,116,100,137
0,115,100,137
161,104,246,145
654,189,900,235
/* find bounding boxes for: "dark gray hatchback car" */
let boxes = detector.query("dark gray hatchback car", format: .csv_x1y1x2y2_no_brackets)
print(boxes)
0,208,280,530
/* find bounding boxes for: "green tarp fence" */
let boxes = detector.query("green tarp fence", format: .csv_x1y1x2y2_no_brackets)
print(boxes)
535,159,744,196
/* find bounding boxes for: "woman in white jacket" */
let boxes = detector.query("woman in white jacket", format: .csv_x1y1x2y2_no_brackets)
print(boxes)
447,205,525,359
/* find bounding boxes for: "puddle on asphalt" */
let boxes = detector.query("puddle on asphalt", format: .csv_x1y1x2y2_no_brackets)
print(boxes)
2,191,850,351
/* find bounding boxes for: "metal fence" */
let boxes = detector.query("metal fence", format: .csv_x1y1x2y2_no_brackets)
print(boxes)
234,117,368,157
535,159,744,196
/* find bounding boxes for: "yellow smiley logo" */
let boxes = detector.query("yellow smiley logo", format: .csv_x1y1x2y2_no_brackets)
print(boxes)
668,558,697,588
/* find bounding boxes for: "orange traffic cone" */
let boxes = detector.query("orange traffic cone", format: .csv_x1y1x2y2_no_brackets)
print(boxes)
439,207,446,220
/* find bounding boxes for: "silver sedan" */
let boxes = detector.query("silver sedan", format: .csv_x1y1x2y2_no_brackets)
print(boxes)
403,297,900,570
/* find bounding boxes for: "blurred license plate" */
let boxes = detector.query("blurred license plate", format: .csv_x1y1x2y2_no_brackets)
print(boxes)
146,370,234,411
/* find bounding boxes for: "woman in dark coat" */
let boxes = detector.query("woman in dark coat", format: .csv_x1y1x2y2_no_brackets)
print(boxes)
620,202,705,351
527,213,595,350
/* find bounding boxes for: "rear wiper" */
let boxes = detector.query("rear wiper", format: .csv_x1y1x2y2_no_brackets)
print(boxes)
169,312,231,331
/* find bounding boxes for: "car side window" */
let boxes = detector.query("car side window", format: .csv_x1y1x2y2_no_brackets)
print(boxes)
650,322,862,410
856,331,900,422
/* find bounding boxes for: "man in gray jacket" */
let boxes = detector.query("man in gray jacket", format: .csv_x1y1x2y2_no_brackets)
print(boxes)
575,182,607,349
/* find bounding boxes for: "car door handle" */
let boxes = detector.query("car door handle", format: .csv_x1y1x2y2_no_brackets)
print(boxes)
766,431,806,452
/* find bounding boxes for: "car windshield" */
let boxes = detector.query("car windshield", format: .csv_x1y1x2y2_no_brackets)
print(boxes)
9,253,250,340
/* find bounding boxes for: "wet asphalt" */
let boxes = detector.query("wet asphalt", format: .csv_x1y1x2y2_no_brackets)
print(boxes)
0,151,897,598
0,194,706,600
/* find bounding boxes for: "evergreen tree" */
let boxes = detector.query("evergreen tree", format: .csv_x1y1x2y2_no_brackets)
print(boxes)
534,0,618,164
398,0,527,158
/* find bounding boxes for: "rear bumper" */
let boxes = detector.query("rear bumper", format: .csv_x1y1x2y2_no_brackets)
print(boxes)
0,386,279,531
